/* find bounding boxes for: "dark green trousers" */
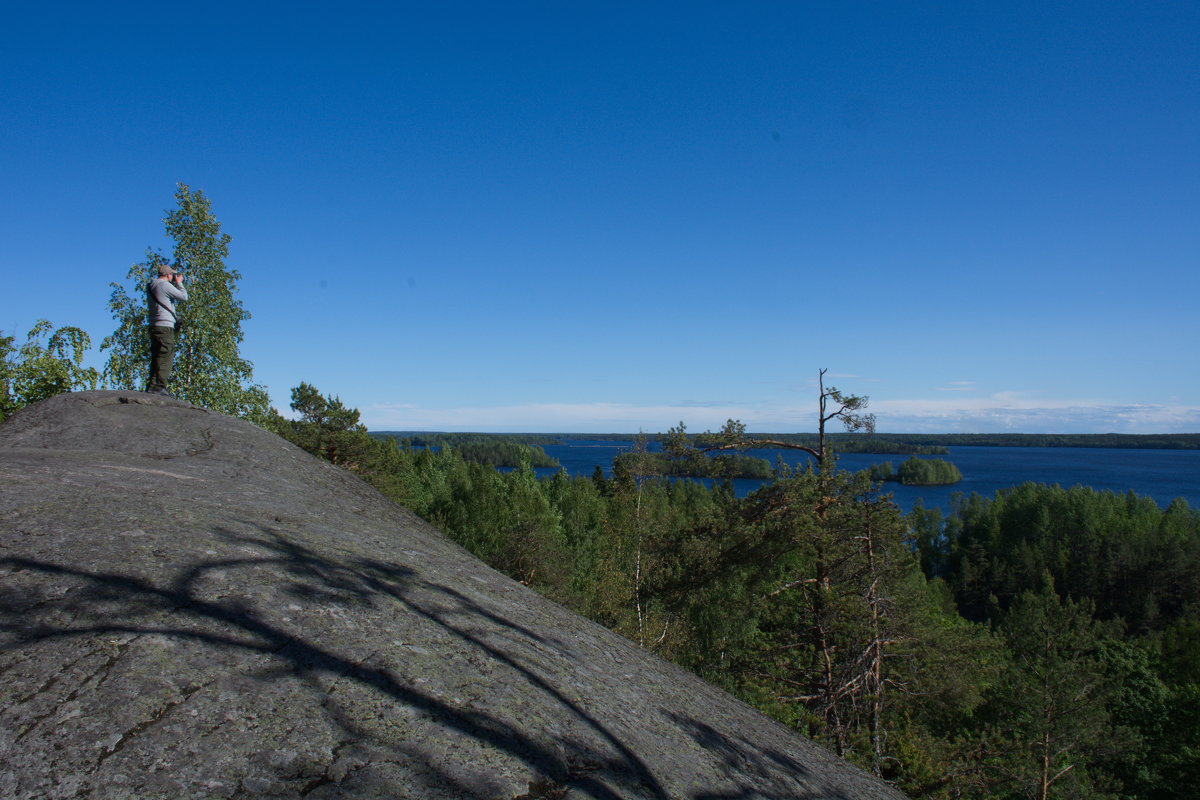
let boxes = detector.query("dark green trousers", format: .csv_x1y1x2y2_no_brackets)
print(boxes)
148,325,176,391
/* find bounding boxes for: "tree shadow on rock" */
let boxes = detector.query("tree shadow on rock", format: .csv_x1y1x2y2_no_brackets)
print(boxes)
0,525,669,800
664,709,876,800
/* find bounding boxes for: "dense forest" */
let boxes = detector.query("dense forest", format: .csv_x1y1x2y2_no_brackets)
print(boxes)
378,431,563,448
373,432,559,468
272,384,1200,800
612,448,775,479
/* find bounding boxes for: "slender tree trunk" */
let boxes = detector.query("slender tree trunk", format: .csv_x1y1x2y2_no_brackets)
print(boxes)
634,479,645,646
862,516,886,775
817,368,828,470
1040,712,1052,800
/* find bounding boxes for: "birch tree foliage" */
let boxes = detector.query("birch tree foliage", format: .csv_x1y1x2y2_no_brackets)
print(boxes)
101,183,270,423
0,320,99,423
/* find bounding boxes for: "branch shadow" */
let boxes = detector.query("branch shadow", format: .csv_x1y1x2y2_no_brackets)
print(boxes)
0,525,668,799
655,711,872,800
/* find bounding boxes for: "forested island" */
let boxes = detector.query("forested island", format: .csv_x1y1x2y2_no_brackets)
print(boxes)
868,457,963,485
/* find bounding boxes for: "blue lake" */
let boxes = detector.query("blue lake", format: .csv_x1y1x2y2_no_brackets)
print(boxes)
530,441,1200,514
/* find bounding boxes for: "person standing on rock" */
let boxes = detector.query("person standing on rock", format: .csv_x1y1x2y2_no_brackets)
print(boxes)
146,262,187,396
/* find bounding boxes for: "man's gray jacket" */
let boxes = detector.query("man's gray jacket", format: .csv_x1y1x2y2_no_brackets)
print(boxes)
146,278,189,327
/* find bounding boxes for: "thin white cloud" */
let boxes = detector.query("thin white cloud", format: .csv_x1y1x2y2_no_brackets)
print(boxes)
872,394,1200,433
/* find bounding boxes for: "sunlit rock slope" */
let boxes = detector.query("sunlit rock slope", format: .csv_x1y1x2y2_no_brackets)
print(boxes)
0,391,906,799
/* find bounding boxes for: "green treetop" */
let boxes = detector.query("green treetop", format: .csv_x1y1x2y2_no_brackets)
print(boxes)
0,320,99,423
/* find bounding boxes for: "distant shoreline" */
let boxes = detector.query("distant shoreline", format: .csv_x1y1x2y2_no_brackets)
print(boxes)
371,431,1200,451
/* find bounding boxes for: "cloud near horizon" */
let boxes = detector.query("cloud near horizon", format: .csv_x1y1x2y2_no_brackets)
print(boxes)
362,397,1200,434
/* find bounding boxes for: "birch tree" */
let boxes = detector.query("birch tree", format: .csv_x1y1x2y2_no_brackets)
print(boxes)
101,183,270,422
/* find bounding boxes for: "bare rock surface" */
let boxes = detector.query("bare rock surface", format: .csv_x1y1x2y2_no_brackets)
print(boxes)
0,391,906,799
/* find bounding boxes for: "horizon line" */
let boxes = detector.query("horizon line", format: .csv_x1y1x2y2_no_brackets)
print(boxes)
365,429,1200,437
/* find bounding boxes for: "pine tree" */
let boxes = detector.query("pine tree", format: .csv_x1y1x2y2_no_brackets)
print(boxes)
980,582,1127,800
279,382,373,467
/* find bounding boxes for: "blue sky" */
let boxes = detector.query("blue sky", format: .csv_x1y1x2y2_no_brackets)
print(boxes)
3,2,1197,433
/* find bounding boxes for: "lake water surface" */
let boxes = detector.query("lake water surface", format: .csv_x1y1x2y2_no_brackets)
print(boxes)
533,441,1200,514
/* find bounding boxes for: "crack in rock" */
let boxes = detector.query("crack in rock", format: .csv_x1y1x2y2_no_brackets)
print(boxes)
97,679,213,766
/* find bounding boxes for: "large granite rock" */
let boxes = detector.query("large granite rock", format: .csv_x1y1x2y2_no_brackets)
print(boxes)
0,391,906,799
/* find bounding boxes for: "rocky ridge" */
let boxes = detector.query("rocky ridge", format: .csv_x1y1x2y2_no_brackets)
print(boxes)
0,391,906,799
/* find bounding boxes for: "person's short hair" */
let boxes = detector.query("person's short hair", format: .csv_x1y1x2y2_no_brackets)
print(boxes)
157,262,176,277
